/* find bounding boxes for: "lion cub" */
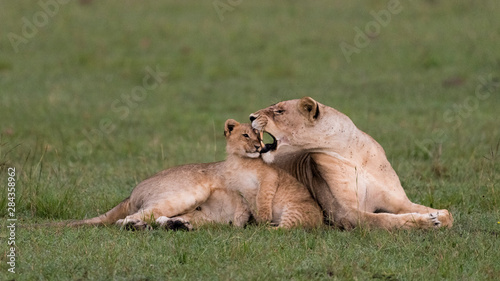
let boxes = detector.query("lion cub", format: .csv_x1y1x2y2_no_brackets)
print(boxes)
60,119,321,231
223,119,323,228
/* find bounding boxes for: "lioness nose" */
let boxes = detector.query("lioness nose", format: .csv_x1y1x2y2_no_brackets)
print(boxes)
249,115,257,122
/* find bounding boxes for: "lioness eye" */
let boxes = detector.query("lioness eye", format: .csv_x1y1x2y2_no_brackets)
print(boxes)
274,109,285,115
242,134,249,138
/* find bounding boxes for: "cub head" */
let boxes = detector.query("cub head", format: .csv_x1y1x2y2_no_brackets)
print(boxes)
224,119,262,159
249,97,328,162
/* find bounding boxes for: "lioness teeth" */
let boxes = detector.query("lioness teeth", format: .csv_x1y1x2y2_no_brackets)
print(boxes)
259,131,265,148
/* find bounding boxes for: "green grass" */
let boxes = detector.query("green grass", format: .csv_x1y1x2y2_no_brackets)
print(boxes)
1,0,499,280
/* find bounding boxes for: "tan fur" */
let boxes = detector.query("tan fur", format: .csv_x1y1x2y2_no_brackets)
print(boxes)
116,161,251,229
59,119,321,230
223,119,323,228
250,97,453,230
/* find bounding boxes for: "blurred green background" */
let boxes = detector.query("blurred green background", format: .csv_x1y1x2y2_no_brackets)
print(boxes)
0,1,499,280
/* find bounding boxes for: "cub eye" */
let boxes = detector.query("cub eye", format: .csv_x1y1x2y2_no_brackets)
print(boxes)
274,109,285,115
242,134,250,138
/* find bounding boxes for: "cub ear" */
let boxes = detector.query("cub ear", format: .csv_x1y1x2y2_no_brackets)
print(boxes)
298,97,320,122
224,119,240,137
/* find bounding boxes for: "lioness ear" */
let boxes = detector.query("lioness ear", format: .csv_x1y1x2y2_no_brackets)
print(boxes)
298,97,320,122
224,119,240,137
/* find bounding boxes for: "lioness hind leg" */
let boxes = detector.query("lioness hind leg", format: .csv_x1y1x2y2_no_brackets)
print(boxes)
389,201,453,228
390,200,439,214
375,194,453,228
388,212,442,229
342,210,444,230
434,209,453,228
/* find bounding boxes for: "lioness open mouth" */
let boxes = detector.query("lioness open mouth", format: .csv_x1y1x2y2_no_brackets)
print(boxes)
258,131,277,154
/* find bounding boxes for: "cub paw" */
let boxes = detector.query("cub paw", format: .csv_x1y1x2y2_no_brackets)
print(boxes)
116,218,152,231
155,216,171,226
156,216,193,231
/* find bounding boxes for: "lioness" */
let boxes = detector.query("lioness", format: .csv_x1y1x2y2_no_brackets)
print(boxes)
63,119,320,229
250,97,453,230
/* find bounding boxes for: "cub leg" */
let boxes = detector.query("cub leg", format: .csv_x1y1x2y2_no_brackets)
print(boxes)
230,199,252,227
278,206,323,229
153,188,252,230
116,205,196,230
271,173,324,229
255,170,279,223
115,208,162,230
115,217,151,231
